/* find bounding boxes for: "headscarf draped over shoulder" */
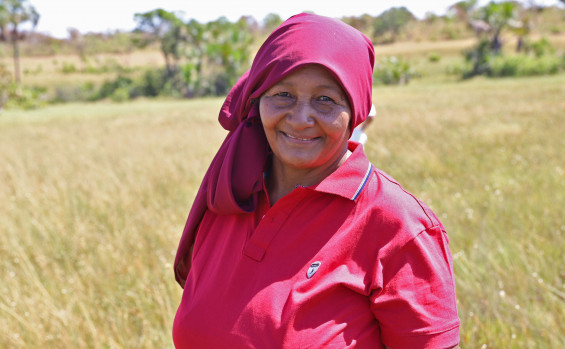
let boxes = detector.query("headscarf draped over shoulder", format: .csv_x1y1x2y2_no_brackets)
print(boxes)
174,13,375,287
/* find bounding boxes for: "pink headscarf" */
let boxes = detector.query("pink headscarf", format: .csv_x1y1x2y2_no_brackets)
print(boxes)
174,13,375,287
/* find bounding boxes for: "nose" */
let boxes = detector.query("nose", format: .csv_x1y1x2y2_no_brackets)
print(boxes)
286,100,315,129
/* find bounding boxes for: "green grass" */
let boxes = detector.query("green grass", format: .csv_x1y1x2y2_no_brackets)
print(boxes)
1,77,564,347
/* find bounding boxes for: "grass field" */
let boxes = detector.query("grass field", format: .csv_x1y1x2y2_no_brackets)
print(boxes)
1,51,565,346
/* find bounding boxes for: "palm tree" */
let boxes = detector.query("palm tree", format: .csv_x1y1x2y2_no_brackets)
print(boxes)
479,1,519,53
0,0,40,83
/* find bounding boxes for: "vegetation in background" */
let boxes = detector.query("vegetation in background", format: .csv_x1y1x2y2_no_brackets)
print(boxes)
460,1,565,78
200,16,253,95
374,56,418,85
133,9,185,77
0,62,44,109
129,10,253,98
0,0,39,83
488,45,565,77
480,1,518,53
132,9,188,98
262,13,283,33
0,1,564,106
372,7,416,44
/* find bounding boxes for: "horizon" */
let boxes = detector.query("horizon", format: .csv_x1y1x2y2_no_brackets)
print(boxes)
30,0,564,39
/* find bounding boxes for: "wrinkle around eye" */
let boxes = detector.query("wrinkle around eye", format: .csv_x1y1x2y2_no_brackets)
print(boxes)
315,97,348,110
268,94,294,107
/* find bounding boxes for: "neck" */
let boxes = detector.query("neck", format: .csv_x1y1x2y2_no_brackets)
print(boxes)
266,148,351,205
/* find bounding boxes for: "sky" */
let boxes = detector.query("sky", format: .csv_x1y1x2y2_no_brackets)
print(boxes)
32,0,563,39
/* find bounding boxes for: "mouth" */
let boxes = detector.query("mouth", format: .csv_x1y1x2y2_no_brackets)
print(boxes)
281,131,319,142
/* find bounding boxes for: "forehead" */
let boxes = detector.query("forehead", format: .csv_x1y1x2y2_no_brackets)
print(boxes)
272,65,343,90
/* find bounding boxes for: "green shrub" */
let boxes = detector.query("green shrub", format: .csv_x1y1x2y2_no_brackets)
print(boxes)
89,68,188,102
95,75,135,100
428,52,442,63
374,56,418,85
525,37,555,58
489,55,563,77
446,63,464,76
53,83,97,103
60,62,78,74
463,36,564,79
4,85,47,110
0,63,47,110
160,76,186,98
549,26,562,35
24,65,43,76
110,87,131,102
138,69,166,97
463,38,494,78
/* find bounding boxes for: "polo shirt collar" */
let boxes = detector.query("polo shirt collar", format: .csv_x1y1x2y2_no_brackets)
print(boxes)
310,141,373,201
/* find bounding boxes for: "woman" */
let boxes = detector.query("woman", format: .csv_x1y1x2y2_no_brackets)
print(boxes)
173,13,460,348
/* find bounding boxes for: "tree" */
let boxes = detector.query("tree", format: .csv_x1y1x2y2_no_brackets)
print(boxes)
0,0,40,83
462,1,524,78
67,27,87,60
508,4,532,52
182,19,206,96
478,1,519,53
262,13,282,33
373,7,415,43
342,14,375,37
203,16,253,95
448,0,479,22
134,9,186,76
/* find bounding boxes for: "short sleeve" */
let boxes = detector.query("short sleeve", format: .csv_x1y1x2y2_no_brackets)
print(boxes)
370,225,460,348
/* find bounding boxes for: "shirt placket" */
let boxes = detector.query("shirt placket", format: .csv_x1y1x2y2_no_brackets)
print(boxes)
243,189,304,262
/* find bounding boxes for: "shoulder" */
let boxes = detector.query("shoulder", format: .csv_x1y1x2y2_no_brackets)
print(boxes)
355,166,445,246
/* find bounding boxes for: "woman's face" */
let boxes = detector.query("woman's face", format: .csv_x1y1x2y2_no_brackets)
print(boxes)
259,65,352,173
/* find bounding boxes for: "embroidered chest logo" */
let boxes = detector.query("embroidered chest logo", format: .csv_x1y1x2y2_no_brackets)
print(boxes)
306,261,322,279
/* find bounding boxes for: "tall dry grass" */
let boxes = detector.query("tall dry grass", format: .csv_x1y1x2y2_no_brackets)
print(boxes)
1,98,225,347
1,74,564,347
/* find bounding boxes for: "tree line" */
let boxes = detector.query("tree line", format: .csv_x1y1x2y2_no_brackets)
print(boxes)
1,0,564,108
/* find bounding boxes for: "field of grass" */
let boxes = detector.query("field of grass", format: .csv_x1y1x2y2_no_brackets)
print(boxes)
0,50,165,95
1,45,565,347
366,74,565,347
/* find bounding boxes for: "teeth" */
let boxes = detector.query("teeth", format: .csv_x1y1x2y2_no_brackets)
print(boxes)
285,133,313,141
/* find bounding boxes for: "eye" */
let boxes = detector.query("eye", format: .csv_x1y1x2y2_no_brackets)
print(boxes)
275,92,292,98
263,90,294,107
318,95,336,103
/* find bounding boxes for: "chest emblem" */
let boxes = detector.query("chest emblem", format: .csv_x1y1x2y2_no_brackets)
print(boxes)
306,261,322,279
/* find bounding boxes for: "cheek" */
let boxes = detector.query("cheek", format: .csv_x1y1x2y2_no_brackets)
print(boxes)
327,112,352,138
259,101,277,129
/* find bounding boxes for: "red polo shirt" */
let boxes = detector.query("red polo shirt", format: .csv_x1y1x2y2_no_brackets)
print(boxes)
173,142,460,348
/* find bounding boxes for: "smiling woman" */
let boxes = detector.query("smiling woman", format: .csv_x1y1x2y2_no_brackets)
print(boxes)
259,65,353,203
172,13,460,349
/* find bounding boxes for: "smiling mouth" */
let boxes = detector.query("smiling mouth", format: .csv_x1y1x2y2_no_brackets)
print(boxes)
282,131,319,142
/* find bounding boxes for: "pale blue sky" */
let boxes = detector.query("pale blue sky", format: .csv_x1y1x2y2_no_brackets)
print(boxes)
32,0,562,39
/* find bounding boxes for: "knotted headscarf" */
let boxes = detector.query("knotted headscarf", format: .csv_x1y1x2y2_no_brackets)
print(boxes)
174,13,375,287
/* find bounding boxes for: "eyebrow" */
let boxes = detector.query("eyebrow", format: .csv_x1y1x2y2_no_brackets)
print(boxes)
274,81,344,94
